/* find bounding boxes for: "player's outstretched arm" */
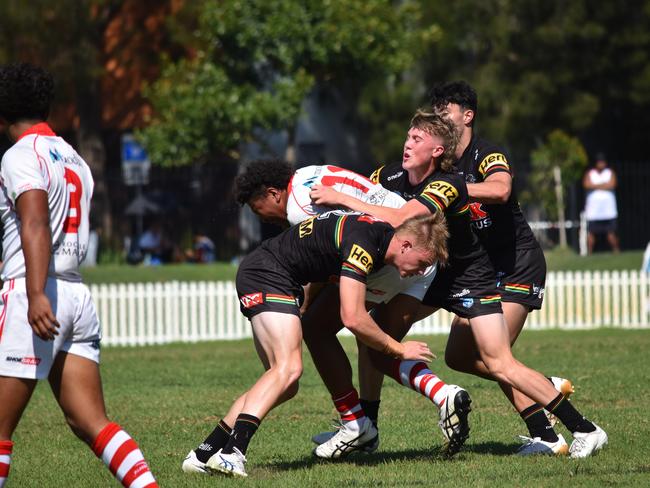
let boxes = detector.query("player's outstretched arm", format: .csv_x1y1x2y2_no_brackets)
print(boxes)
310,184,429,228
338,276,433,362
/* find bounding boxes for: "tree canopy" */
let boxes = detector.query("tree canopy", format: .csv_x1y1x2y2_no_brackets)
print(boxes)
138,0,434,166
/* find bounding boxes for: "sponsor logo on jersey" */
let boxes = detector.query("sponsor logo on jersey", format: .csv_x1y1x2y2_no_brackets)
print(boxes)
347,244,374,274
240,292,263,309
422,180,459,208
302,176,318,188
299,217,315,238
478,153,509,176
452,288,471,298
5,356,41,366
49,147,62,162
469,202,492,229
369,167,383,183
387,171,404,181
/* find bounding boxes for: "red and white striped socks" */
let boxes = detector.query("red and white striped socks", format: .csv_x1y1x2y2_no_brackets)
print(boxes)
0,441,12,488
390,360,449,407
92,423,158,488
333,389,367,431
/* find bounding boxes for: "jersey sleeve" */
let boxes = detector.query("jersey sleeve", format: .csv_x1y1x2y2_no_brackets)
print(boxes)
0,144,49,205
477,144,510,179
415,176,462,215
338,220,383,284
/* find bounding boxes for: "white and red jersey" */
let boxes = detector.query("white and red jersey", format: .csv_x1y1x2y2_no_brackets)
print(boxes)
286,165,406,226
0,123,94,282
285,165,436,304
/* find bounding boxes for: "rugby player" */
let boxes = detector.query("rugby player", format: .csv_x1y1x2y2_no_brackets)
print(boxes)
310,109,607,458
0,63,158,487
187,211,447,477
183,161,471,472
429,81,581,455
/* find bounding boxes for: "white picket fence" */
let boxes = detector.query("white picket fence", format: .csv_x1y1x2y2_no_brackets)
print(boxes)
91,270,650,347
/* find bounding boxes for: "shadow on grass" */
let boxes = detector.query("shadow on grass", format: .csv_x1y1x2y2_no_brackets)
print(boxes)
264,441,518,472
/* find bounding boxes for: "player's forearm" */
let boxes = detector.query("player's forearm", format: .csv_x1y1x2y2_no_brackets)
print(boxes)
338,193,406,227
467,181,511,204
342,311,405,358
21,221,51,297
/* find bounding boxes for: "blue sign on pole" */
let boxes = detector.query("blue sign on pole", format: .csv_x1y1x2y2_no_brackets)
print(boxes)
121,134,150,186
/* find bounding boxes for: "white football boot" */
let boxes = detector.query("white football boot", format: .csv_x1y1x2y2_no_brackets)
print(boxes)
438,385,472,457
311,419,379,453
516,434,569,456
569,423,608,458
181,450,209,474
206,448,248,477
313,418,378,459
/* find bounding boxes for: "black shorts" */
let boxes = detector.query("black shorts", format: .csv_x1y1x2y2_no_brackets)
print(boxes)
587,218,617,234
236,248,303,320
422,252,502,318
488,245,546,310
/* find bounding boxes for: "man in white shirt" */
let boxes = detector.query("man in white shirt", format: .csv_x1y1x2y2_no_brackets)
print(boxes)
583,153,620,254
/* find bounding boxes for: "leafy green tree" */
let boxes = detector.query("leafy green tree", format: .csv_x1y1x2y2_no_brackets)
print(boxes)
529,129,588,220
420,0,650,162
139,0,432,167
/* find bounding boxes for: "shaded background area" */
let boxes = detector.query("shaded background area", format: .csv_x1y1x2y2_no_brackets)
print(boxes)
1,0,649,261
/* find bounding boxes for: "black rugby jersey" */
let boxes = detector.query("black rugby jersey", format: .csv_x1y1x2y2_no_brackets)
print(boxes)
370,162,482,261
260,211,394,285
455,135,537,251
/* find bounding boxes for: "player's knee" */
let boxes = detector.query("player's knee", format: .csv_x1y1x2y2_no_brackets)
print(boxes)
275,360,303,392
481,356,513,382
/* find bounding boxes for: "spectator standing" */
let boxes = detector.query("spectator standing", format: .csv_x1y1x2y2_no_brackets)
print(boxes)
583,153,620,254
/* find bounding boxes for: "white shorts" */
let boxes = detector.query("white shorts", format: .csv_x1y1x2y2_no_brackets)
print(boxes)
365,264,437,304
0,277,101,380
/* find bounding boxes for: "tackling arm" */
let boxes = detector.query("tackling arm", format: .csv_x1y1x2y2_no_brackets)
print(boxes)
338,276,433,361
310,184,430,227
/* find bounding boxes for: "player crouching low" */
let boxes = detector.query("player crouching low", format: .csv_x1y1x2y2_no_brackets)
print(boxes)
183,211,448,477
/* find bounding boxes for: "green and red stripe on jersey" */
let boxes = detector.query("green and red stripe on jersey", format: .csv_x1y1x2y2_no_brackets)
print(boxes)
333,215,348,249
504,283,531,295
419,192,445,213
341,261,368,278
479,295,502,304
265,293,296,305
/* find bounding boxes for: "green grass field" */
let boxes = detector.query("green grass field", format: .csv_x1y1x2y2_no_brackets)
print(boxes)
80,249,645,284
12,328,650,487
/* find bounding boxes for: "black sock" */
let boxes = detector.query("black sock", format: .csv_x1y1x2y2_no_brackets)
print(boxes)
360,399,381,428
222,413,261,456
520,404,558,442
195,419,232,463
545,393,596,434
